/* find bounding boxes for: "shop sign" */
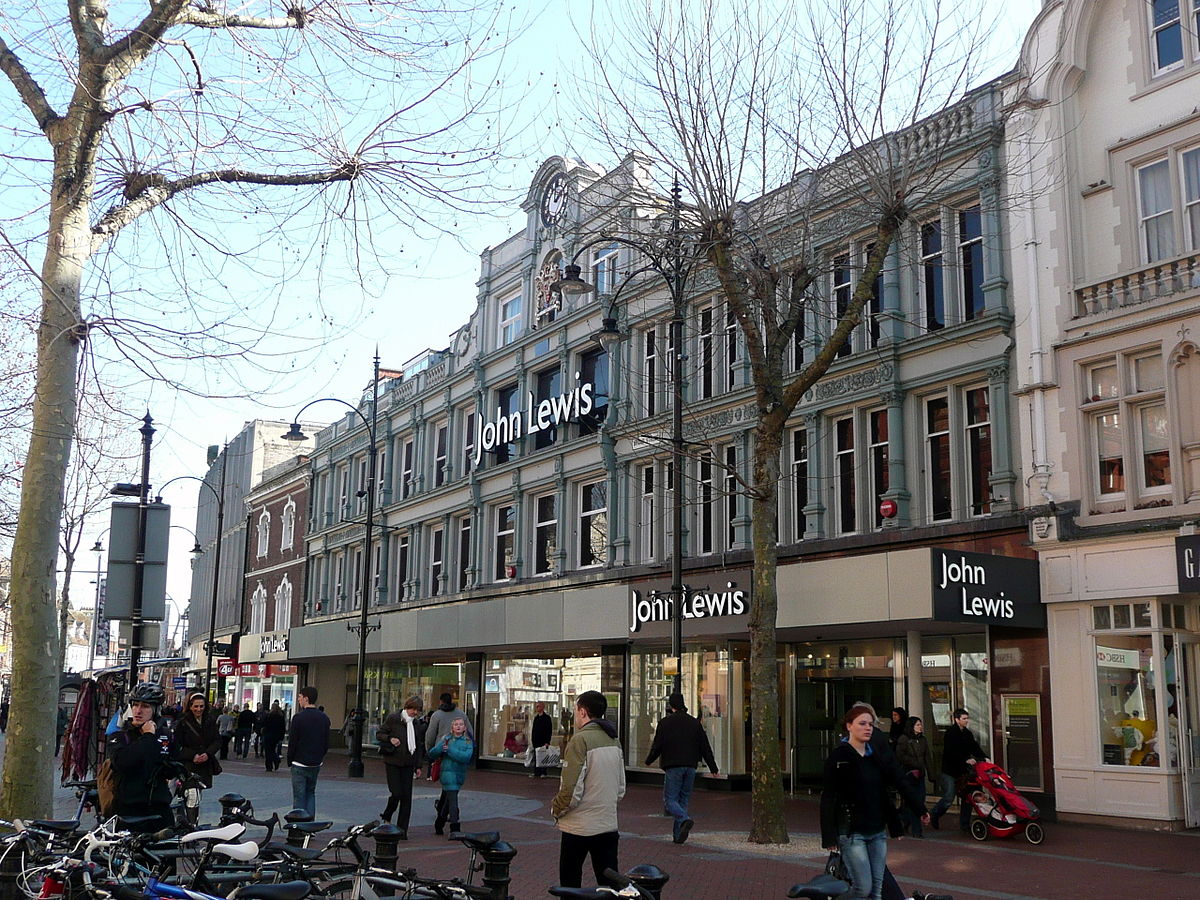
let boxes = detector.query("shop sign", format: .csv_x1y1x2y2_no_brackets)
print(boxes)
237,662,272,677
216,659,236,677
259,631,289,658
474,377,595,464
629,574,750,636
930,548,1043,628
1177,534,1200,593
1096,645,1140,669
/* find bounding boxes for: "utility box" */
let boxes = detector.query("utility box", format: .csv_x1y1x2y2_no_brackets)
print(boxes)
104,502,170,621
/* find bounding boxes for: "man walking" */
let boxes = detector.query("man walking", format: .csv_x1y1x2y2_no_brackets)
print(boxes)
645,692,719,843
930,708,987,832
287,686,330,816
552,691,625,888
530,702,554,778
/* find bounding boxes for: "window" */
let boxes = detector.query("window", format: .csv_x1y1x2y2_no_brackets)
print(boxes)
639,466,656,561
494,504,515,581
1084,352,1172,509
697,453,715,555
461,404,476,475
400,438,415,499
433,422,448,486
966,388,993,516
429,526,444,597
926,397,952,521
280,499,296,551
592,244,619,296
394,533,410,600
534,494,558,575
578,481,608,567
835,417,856,533
725,308,739,385
256,510,271,557
1150,0,1183,72
1186,147,1200,250
724,446,738,548
499,292,522,346
376,448,387,502
356,457,369,513
337,465,349,514
494,384,520,463
698,307,714,399
579,348,609,436
457,516,472,592
1138,159,1176,262
250,582,267,633
959,206,984,321
644,328,658,416
351,548,363,607
534,368,561,450
792,429,808,541
922,221,945,331
274,576,292,631
333,551,346,606
1095,634,1159,766
865,245,884,349
869,410,889,528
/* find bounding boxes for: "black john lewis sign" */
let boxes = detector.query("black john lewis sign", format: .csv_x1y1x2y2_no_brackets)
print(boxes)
628,569,751,638
931,548,1043,629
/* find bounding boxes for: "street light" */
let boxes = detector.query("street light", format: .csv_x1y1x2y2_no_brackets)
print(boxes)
89,530,110,671
284,352,381,778
554,177,699,693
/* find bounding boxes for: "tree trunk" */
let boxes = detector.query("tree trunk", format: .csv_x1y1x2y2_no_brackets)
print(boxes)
0,202,87,818
57,553,75,680
747,422,788,843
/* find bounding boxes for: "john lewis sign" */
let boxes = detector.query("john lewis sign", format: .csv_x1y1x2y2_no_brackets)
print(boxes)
474,375,595,464
930,548,1043,629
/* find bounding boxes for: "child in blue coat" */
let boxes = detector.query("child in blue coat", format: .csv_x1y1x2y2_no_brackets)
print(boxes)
428,717,474,835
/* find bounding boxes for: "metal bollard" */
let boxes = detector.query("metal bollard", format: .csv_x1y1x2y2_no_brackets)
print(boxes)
478,840,518,900
217,792,248,820
372,823,403,873
625,864,670,900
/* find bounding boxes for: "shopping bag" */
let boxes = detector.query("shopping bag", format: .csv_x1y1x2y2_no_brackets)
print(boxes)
535,745,561,768
523,746,535,768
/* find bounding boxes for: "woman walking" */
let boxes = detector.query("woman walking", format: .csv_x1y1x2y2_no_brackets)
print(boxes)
170,693,222,824
821,705,928,900
427,717,474,836
894,716,933,838
376,696,426,838
262,701,287,771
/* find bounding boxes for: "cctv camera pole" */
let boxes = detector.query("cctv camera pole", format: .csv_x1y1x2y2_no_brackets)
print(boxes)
128,412,155,690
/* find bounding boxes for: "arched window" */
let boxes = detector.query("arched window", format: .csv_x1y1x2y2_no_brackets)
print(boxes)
281,498,296,551
256,510,271,557
274,576,293,631
250,582,267,633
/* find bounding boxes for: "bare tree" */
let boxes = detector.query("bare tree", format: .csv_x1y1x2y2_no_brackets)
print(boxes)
0,0,513,818
579,0,997,842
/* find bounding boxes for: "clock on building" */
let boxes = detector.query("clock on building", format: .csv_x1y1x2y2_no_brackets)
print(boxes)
539,172,568,228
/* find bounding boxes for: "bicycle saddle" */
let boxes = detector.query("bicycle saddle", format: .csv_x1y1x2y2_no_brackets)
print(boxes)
547,889,615,899
29,819,78,834
260,842,324,862
787,874,852,899
235,881,311,900
449,830,500,850
284,821,331,834
181,822,246,844
213,841,260,862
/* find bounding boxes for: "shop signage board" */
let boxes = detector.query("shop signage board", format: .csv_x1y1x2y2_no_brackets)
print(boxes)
216,658,236,677
1177,534,1200,593
171,676,187,689
258,631,289,659
930,548,1043,628
1001,694,1044,791
628,569,751,638
474,377,596,464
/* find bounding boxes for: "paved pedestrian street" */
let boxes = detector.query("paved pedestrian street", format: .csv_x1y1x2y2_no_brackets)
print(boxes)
45,751,1200,900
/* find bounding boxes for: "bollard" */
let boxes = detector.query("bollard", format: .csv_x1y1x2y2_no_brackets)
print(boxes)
283,808,313,847
217,792,248,822
372,823,403,873
625,864,669,900
478,840,518,900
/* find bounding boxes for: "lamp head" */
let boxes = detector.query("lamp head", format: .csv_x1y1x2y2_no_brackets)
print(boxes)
91,540,103,553
282,423,308,442
597,316,623,354
554,263,595,296
190,541,203,556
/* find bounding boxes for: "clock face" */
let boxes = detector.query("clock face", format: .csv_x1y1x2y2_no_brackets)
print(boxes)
540,172,568,228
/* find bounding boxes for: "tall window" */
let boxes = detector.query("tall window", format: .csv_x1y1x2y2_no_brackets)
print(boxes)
376,448,387,502
698,307,714,399
869,410,889,528
534,368,561,449
356,457,369,513
337,466,349,514
579,481,608,567
724,308,739,384
1150,0,1184,72
461,404,476,474
257,510,270,557
494,504,515,581
1186,147,1200,250
922,221,945,330
862,245,884,349
697,453,715,555
394,534,410,600
333,551,346,606
250,583,267,633
644,328,658,416
1138,159,1176,262
835,418,856,533
724,446,738,548
534,495,558,575
494,384,520,463
457,516,472,592
959,206,985,320
579,348,609,436
499,292,522,346
280,499,296,551
400,438,415,499
592,244,619,295
429,526,444,597
792,429,808,540
351,548,363,607
433,423,448,486
640,466,656,561
966,388,993,516
927,397,952,521
274,576,292,631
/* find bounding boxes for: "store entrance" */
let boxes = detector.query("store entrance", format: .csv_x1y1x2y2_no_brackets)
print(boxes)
794,676,893,780
1175,636,1200,828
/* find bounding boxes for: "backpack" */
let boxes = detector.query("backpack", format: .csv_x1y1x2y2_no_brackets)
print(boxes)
96,758,116,817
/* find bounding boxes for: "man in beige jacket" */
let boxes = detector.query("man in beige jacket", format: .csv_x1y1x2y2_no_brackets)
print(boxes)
551,690,626,888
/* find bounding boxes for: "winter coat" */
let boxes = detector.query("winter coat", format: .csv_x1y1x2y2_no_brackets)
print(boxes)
531,712,554,748
236,709,256,731
645,710,719,772
217,713,236,736
108,723,173,821
940,723,987,778
287,707,330,768
262,709,286,742
427,733,474,791
424,702,469,751
895,730,933,781
377,711,428,768
170,712,222,788
820,739,924,848
552,718,626,836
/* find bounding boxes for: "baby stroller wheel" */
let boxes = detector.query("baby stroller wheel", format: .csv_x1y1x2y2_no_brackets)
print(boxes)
969,818,989,841
1024,821,1045,845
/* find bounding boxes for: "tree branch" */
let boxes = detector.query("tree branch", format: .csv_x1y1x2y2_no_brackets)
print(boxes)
0,36,60,132
175,8,305,31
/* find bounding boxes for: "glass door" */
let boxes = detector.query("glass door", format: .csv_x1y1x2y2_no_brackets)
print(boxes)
1173,635,1200,827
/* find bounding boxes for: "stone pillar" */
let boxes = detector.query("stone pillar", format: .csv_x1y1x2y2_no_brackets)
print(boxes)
906,630,925,725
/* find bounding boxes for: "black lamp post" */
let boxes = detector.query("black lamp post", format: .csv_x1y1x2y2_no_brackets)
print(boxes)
555,177,695,693
110,413,156,689
284,352,381,778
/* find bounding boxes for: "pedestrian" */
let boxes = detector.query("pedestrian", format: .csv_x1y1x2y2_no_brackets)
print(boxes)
821,705,929,900
235,704,256,758
0,700,9,732
107,682,173,831
377,696,427,838
342,708,359,747
887,707,908,749
894,715,933,838
644,691,719,844
253,702,267,758
530,701,554,778
56,706,68,756
425,692,470,752
217,705,236,760
286,686,330,816
428,717,474,836
170,693,222,824
929,708,987,832
552,690,625,889
262,701,286,772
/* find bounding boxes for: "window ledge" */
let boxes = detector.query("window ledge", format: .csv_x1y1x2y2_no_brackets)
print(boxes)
1074,501,1185,528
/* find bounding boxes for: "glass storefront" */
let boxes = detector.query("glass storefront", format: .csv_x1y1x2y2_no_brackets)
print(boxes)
350,659,476,745
479,652,602,759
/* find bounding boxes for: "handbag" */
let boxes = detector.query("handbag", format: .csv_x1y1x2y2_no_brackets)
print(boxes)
376,728,395,756
535,745,561,768
429,758,442,781
824,850,848,881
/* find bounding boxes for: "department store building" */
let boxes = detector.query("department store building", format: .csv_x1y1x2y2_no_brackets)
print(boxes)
288,87,1053,802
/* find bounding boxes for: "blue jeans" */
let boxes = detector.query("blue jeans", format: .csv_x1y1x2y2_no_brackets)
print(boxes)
837,829,888,900
290,763,320,816
662,767,697,839
931,772,969,828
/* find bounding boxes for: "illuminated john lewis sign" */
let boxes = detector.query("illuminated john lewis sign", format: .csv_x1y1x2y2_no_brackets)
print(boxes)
473,373,595,464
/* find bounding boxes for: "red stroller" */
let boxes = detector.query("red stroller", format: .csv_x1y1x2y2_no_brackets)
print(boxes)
964,760,1045,844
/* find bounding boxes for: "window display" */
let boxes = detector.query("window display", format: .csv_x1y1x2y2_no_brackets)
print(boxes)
479,653,601,759
1096,635,1159,766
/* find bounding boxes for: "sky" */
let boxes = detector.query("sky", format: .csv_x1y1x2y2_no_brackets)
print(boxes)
38,0,1046,630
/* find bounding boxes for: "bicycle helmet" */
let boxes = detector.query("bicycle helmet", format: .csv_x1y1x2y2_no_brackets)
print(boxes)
128,681,166,708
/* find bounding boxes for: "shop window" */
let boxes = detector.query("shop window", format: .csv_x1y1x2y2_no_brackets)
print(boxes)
791,428,808,541
256,510,271,558
479,653,600,760
494,504,515,581
534,494,558,575
499,292,522,346
429,526,444,597
1095,635,1160,766
578,481,608,568
280,499,296,551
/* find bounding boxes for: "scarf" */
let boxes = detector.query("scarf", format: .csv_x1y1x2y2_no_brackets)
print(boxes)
400,710,417,754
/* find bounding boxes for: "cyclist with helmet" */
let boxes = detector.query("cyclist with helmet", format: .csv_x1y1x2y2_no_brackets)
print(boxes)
107,681,173,830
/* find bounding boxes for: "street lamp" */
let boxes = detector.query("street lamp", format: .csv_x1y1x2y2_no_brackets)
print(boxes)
156,471,226,703
554,177,698,693
89,530,110,671
284,352,381,778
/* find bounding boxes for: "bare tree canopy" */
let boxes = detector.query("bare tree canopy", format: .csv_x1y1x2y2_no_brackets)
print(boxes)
574,0,1000,841
0,0,515,818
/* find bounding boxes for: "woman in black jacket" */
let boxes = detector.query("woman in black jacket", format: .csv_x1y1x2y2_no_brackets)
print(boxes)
262,702,287,772
375,696,427,838
821,705,928,900
170,693,222,822
894,716,933,838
